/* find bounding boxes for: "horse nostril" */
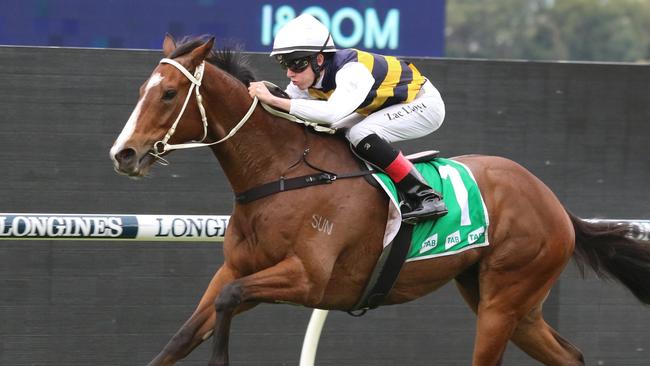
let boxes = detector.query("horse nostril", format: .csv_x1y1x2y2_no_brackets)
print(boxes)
114,148,137,166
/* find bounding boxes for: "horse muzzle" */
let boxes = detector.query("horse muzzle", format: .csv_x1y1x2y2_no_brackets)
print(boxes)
111,147,153,177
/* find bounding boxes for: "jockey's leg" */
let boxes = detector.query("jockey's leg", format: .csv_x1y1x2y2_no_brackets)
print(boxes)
353,134,447,223
347,80,447,224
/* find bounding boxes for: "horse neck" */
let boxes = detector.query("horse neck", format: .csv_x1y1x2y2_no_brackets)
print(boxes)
201,66,308,193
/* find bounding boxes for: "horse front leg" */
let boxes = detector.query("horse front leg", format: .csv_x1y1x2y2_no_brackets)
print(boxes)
209,255,330,366
147,264,254,366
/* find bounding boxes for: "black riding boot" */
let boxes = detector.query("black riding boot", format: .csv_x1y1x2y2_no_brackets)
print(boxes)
353,134,447,224
396,167,448,224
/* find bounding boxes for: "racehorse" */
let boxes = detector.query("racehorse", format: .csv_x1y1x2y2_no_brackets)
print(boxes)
109,35,650,366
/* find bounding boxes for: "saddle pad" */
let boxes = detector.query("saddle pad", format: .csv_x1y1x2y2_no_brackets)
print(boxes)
373,158,490,262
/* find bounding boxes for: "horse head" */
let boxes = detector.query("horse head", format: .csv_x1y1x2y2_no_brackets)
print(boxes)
110,33,316,195
110,34,216,177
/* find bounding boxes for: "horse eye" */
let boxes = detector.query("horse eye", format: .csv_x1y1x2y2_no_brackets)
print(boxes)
162,89,177,101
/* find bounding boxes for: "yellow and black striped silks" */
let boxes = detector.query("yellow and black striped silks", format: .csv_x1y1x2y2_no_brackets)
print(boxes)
308,49,426,116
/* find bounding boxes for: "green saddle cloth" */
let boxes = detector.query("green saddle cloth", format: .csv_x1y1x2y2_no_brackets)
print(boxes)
375,158,490,262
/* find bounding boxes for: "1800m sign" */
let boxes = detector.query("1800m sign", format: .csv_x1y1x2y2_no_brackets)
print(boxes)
0,0,445,57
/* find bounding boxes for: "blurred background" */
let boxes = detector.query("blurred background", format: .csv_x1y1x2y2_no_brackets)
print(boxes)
1,0,649,62
446,0,650,62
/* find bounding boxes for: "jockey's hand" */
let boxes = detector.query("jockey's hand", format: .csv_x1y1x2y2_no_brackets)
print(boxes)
248,81,274,104
248,81,291,112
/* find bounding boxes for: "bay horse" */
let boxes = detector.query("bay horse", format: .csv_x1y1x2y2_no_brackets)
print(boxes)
109,35,650,366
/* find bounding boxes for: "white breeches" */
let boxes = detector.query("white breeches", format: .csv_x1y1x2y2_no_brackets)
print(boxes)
332,80,446,147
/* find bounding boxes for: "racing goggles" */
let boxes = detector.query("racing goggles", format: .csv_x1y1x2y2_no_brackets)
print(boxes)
276,55,311,73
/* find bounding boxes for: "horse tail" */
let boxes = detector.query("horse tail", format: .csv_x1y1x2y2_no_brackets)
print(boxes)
567,209,650,305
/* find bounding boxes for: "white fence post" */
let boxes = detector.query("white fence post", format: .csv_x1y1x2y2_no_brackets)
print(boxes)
300,309,329,366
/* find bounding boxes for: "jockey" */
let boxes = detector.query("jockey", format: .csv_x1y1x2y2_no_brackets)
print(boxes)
248,14,447,223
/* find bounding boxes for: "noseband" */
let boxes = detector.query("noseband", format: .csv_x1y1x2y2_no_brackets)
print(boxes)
151,58,258,159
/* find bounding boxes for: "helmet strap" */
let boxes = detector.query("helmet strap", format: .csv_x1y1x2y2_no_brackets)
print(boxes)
310,57,322,87
310,33,332,87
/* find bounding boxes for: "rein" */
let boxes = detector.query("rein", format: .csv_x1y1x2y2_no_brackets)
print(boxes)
149,61,335,164
150,58,259,160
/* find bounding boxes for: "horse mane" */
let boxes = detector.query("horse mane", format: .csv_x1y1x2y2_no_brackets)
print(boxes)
169,36,256,86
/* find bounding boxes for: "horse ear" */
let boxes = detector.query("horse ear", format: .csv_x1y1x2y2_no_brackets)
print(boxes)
189,37,215,62
163,33,177,57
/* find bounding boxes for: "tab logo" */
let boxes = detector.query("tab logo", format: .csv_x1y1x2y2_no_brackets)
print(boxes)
468,227,485,244
420,233,438,254
445,230,461,250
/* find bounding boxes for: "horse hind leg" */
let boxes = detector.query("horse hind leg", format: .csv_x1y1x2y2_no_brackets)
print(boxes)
510,305,585,365
471,230,576,366
456,270,583,365
455,268,505,366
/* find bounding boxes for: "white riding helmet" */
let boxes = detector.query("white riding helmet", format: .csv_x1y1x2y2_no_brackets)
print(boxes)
270,14,337,57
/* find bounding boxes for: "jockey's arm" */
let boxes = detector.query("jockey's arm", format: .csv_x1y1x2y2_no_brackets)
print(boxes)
289,62,374,124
